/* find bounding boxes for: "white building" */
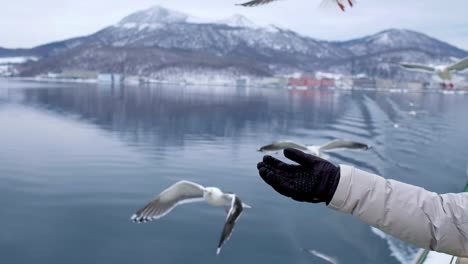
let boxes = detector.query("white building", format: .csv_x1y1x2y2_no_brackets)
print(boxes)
98,73,122,84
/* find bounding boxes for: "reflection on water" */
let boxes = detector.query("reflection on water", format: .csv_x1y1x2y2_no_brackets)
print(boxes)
22,85,346,147
1,80,468,264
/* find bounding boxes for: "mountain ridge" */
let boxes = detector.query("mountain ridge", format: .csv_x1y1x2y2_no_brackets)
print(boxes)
4,5,467,79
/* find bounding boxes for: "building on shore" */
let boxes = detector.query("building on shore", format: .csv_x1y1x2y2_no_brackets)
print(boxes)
236,78,249,88
406,82,424,90
60,69,98,80
393,81,424,90
375,78,395,89
253,77,288,88
98,73,123,84
123,75,145,85
0,65,13,77
288,76,335,89
352,77,376,89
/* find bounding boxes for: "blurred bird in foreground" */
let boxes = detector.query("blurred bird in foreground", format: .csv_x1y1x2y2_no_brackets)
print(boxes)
237,0,354,12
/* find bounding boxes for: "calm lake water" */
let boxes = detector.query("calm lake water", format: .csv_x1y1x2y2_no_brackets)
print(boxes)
1,79,468,264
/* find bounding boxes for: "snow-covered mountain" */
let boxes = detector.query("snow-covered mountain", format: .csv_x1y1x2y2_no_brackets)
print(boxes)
93,6,348,59
216,14,260,29
338,29,466,57
8,5,468,79
118,5,191,25
332,29,468,79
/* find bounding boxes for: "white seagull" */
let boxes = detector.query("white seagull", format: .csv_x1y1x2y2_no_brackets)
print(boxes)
408,110,428,117
237,0,354,11
400,57,468,88
257,139,369,157
131,180,250,255
302,248,339,264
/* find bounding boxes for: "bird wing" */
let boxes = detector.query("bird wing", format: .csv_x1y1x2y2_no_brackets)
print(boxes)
447,57,468,72
319,0,335,8
258,141,308,152
131,180,205,223
319,139,369,151
400,63,435,72
236,0,279,7
217,195,243,255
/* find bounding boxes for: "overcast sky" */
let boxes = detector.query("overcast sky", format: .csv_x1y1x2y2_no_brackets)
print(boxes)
2,0,468,50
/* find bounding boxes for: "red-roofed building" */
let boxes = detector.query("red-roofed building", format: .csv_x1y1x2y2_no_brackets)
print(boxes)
288,76,334,87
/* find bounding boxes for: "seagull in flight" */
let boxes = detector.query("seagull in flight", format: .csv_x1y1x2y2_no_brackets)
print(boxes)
237,0,355,12
400,57,468,88
258,139,369,157
302,248,339,264
131,180,251,255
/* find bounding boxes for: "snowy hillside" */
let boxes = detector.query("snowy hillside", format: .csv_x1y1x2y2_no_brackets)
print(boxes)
5,5,467,79
338,29,467,57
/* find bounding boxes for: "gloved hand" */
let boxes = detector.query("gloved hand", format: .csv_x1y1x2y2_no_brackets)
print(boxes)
257,148,341,204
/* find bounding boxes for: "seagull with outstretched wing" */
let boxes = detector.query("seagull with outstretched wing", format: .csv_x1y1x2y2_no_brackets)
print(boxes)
400,63,436,73
217,195,243,254
447,57,468,72
401,57,468,88
131,180,250,255
258,139,369,157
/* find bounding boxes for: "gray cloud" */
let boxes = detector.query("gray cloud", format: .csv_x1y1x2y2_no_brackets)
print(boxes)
2,0,468,50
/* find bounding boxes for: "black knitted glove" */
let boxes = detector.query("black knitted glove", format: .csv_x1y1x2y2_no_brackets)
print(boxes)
257,148,341,204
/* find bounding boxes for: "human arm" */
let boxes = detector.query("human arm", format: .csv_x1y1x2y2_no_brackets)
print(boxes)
257,148,468,257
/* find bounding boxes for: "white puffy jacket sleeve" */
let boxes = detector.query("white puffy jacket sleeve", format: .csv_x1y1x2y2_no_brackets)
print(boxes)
328,165,468,257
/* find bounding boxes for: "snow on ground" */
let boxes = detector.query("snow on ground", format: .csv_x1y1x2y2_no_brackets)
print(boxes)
0,57,37,64
148,67,253,85
315,71,344,80
216,14,259,29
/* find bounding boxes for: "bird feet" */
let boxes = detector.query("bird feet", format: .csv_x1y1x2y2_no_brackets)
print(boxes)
338,2,345,11
337,0,354,11
441,83,455,89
